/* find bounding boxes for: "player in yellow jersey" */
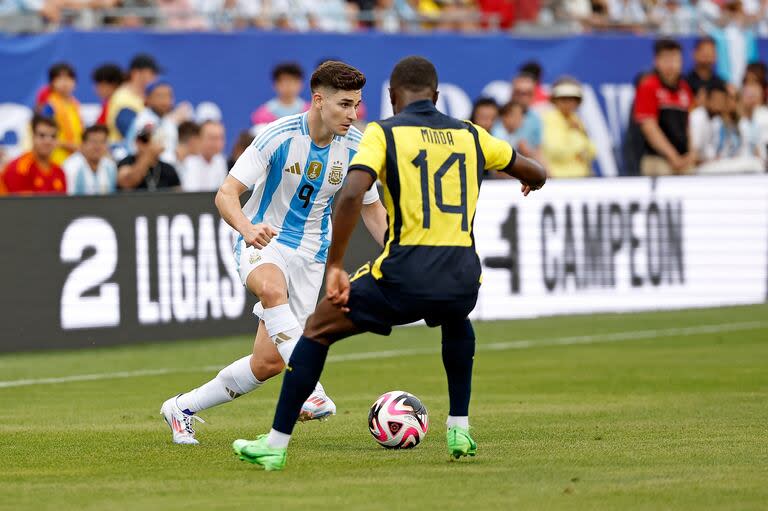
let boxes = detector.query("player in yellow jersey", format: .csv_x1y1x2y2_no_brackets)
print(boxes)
232,56,547,470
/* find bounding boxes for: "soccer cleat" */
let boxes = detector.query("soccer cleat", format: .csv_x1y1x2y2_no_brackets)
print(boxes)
160,395,205,445
233,435,287,471
297,388,337,422
447,426,477,460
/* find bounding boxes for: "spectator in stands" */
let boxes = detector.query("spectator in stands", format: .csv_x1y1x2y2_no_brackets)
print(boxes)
502,73,542,158
740,82,768,162
541,77,596,178
228,129,254,170
651,0,698,35
92,63,124,126
62,125,117,195
179,120,228,192
1,116,66,195
40,62,83,167
251,62,309,126
469,97,499,133
519,61,549,107
117,126,180,191
689,83,728,165
107,54,159,159
494,101,526,152
607,0,647,27
743,61,767,89
686,37,727,106
127,79,178,164
176,120,201,165
710,0,758,87
634,39,695,175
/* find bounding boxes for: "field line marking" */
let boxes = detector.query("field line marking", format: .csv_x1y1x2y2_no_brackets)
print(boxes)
0,320,765,389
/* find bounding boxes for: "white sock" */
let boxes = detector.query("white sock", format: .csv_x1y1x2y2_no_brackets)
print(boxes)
266,428,291,449
262,304,303,364
446,415,470,429
176,355,262,413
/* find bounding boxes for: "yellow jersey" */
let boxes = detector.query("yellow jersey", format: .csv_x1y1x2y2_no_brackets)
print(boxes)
349,99,515,298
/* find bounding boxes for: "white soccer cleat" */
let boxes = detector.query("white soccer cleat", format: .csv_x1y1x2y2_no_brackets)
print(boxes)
160,395,205,445
298,388,337,422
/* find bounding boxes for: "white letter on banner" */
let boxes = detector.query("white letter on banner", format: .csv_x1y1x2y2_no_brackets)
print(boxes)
170,214,196,322
157,216,172,323
60,217,120,329
218,219,245,319
136,216,159,325
197,214,223,320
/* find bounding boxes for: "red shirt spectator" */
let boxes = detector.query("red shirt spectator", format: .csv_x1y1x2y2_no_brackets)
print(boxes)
634,73,693,157
478,0,516,29
2,115,66,195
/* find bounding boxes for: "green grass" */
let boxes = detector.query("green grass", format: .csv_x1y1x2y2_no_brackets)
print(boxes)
1,305,767,510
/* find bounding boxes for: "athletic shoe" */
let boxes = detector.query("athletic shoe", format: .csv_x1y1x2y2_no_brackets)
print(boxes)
233,435,287,471
447,426,477,459
160,395,205,445
298,388,336,422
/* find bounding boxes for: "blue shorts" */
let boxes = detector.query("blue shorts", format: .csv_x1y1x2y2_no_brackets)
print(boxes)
345,271,478,336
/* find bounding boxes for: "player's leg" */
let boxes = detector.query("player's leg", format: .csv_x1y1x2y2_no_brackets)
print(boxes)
234,298,359,469
441,317,478,459
160,243,288,444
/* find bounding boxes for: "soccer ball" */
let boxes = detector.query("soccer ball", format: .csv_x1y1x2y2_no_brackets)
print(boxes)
368,391,429,449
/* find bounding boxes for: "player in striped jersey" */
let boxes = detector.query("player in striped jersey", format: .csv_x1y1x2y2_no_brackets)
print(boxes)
161,61,388,445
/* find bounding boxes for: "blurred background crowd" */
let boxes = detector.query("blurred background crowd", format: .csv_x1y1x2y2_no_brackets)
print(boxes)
1,30,767,195
4,0,768,35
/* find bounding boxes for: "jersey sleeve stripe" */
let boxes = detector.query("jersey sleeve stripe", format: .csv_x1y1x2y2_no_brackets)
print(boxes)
253,118,300,148
257,124,300,151
348,164,377,180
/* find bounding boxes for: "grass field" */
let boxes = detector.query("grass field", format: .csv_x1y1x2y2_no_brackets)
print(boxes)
1,304,767,511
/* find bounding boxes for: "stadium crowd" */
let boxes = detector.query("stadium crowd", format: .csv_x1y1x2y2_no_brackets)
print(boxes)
1,33,767,195
4,0,768,35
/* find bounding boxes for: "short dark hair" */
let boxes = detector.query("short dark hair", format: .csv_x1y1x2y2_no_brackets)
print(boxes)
519,61,543,82
694,36,716,50
31,114,57,133
272,62,304,82
654,38,682,56
706,82,728,96
48,62,76,84
389,56,437,93
470,97,498,122
177,121,200,144
82,124,109,142
92,63,124,85
310,61,366,92
500,100,525,116
129,53,160,73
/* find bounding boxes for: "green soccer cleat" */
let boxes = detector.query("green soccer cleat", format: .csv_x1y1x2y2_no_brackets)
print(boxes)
232,435,287,471
447,426,477,460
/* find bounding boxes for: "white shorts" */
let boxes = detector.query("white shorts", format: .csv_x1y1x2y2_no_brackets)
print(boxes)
235,238,325,327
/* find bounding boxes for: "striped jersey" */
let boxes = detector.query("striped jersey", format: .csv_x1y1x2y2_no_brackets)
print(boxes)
229,112,379,263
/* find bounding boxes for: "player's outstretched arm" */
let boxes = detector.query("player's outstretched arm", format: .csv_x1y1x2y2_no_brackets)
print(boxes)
502,153,547,196
215,175,276,249
328,170,376,269
361,200,388,247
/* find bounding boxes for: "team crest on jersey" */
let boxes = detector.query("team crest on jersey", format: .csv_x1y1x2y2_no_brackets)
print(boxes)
307,161,323,180
328,161,343,185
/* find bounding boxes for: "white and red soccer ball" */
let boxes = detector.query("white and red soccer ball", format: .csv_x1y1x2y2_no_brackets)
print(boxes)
368,391,429,449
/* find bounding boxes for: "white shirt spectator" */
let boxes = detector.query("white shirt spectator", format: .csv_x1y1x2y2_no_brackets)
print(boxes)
127,108,179,165
742,105,768,161
608,0,647,24
62,152,118,195
689,106,721,162
180,153,228,192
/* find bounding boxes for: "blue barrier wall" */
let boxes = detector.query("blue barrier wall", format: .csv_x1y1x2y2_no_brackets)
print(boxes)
0,31,765,175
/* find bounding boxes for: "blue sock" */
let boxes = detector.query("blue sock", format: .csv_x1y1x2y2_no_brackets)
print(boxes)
272,336,329,435
441,318,475,417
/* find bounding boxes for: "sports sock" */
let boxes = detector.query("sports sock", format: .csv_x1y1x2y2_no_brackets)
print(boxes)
176,355,262,413
446,415,470,429
271,336,329,437
262,304,303,364
441,318,475,418
266,428,291,449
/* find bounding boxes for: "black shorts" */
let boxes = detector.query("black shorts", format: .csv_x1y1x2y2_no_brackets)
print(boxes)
345,271,478,336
